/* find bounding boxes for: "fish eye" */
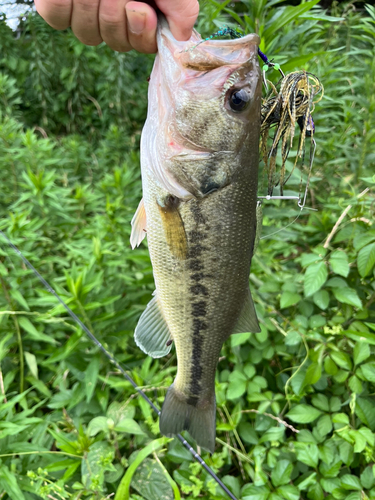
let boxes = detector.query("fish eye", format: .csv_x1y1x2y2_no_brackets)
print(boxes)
229,88,250,112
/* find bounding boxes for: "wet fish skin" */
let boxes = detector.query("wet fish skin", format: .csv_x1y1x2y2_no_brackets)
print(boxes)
134,18,261,453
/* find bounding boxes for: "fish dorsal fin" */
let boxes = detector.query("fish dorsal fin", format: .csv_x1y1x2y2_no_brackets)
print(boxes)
130,198,147,249
134,295,172,358
232,288,261,334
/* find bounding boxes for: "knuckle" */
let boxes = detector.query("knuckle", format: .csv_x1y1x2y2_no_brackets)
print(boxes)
74,0,99,12
99,12,124,28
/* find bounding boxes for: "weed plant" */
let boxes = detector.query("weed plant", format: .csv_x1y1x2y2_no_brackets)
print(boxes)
0,1,374,499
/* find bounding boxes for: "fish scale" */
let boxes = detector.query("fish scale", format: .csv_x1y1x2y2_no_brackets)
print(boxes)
132,16,262,452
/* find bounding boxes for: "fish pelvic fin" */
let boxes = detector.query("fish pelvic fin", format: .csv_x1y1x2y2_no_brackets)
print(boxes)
130,198,147,249
134,295,172,358
159,384,216,453
232,287,261,334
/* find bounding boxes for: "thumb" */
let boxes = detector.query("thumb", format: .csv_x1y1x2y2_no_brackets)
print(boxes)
156,0,199,41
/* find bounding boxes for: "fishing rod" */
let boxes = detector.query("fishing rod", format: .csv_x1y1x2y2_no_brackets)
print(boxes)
0,228,239,500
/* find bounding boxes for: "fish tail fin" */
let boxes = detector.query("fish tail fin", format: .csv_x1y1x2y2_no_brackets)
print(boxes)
159,384,216,453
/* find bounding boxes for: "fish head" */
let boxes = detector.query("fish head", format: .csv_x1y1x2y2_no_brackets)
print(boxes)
143,17,261,199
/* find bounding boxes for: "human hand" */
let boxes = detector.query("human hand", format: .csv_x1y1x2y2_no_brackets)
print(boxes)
34,0,199,53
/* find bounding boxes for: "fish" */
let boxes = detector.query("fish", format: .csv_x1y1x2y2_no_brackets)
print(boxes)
130,16,262,453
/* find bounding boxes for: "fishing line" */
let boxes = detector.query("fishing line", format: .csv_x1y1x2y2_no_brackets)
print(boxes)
0,228,239,500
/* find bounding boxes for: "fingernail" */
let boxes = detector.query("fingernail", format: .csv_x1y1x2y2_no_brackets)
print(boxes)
127,10,146,35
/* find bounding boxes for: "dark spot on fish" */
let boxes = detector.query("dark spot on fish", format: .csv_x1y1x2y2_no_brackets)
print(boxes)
186,395,199,406
189,375,202,396
188,230,200,243
192,301,207,317
190,284,208,296
188,260,204,271
191,272,205,282
193,318,208,333
189,244,207,258
190,203,206,225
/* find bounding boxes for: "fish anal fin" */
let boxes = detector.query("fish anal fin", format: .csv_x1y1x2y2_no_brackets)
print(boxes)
159,384,216,453
232,288,261,334
130,198,147,250
134,295,172,358
158,196,187,260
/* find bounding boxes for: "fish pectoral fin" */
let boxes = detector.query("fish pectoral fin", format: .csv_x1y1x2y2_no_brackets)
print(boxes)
134,295,172,358
232,287,261,334
130,198,147,249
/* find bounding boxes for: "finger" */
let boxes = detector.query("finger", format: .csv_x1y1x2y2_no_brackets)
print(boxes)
99,0,131,52
126,2,157,54
156,0,199,41
71,0,102,46
34,0,72,30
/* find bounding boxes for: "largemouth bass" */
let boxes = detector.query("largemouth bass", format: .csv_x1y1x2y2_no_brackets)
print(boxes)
131,17,261,453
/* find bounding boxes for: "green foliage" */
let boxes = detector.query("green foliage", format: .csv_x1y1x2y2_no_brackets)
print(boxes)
1,1,375,500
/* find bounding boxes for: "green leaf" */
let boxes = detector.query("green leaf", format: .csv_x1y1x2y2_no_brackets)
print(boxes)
312,394,330,412
238,423,258,445
280,292,301,308
332,287,362,309
87,416,109,436
82,441,114,489
351,430,367,453
24,351,38,379
85,356,100,402
263,0,320,40
357,242,375,277
131,458,175,500
316,415,332,436
360,466,375,489
231,331,251,347
319,460,342,478
271,460,293,487
0,465,25,500
330,351,352,371
313,290,330,310
276,485,299,500
355,398,375,430
303,362,321,386
295,443,319,467
345,329,375,345
114,418,145,435
259,426,285,444
114,438,171,500
353,231,375,251
304,262,328,297
326,277,348,288
18,316,56,344
324,356,338,375
9,289,30,311
320,478,341,494
242,484,270,500
353,342,370,365
227,370,247,399
307,482,324,500
329,251,350,277
340,474,362,490
286,404,322,423
348,375,363,394
361,362,375,382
